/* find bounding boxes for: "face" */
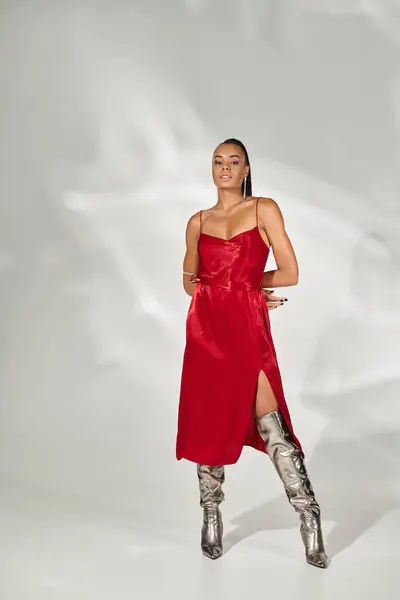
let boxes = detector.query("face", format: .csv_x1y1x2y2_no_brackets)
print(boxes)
212,143,249,191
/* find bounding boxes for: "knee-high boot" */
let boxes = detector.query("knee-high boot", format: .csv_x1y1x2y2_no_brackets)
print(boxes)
256,410,330,568
197,464,225,560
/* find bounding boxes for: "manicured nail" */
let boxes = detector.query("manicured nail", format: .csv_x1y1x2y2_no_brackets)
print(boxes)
284,298,288,301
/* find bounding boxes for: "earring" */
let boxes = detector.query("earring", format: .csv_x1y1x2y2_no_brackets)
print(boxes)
242,177,247,203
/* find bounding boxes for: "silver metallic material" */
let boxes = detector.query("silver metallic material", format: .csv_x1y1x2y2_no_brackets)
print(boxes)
242,177,247,202
197,464,225,560
256,410,330,569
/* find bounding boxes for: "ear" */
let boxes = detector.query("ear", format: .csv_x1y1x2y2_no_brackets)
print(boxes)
244,166,250,178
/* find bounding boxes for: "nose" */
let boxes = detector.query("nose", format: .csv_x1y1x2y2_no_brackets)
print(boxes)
222,164,231,171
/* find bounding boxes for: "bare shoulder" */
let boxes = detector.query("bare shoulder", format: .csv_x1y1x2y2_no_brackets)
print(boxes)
185,210,202,247
186,210,202,230
257,196,280,211
257,197,283,220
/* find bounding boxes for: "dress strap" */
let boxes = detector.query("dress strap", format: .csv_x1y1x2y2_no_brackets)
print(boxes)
256,197,261,227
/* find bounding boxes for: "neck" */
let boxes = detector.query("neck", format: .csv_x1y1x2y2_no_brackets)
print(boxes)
216,188,244,211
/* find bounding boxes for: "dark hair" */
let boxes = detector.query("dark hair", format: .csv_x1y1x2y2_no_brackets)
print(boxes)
222,137,252,197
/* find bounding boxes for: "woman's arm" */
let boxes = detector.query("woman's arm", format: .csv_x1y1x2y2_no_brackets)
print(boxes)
259,198,299,288
182,211,201,297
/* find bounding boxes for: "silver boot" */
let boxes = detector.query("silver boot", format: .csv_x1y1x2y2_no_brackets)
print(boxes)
197,464,225,560
256,410,330,569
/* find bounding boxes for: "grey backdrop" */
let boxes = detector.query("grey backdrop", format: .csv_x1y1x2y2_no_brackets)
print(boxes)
1,0,399,545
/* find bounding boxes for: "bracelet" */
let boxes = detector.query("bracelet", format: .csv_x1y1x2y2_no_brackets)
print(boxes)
183,271,196,276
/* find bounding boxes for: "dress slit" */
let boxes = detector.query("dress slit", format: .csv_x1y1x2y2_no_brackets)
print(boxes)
243,297,305,458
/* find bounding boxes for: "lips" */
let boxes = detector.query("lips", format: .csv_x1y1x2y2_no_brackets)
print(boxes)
220,175,232,180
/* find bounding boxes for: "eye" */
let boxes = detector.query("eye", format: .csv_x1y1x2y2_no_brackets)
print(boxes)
231,161,239,166
214,160,223,165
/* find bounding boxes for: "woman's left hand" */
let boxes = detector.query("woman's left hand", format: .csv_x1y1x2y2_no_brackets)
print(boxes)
263,289,288,310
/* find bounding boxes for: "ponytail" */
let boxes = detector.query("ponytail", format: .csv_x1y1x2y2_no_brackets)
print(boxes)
223,137,252,197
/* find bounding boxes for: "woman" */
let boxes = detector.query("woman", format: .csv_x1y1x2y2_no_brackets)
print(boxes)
176,138,329,569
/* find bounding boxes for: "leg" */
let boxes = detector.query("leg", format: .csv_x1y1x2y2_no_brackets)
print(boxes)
256,410,330,568
197,464,225,560
254,370,278,418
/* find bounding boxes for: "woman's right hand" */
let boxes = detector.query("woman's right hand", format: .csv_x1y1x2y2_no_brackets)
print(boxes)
190,273,201,283
263,289,288,310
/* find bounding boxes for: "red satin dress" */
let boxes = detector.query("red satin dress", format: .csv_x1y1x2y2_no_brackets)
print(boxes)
176,198,302,466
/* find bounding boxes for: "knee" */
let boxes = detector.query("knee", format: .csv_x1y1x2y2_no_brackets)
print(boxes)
254,404,278,419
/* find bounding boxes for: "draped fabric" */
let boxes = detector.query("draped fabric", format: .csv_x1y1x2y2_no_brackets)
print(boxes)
176,201,302,466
